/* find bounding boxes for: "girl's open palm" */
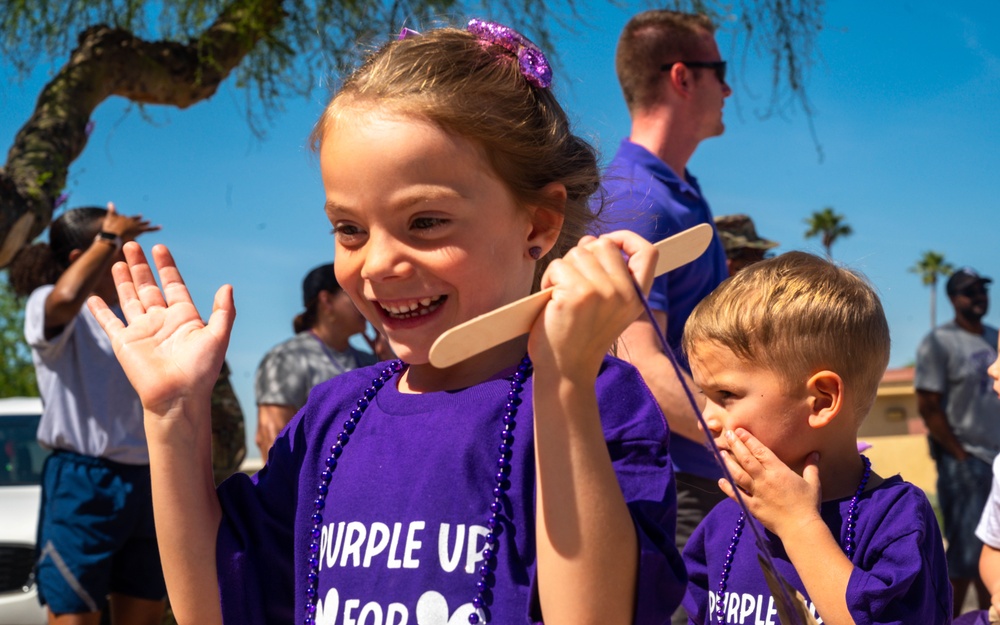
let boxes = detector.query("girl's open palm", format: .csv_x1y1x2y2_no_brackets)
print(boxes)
87,243,235,418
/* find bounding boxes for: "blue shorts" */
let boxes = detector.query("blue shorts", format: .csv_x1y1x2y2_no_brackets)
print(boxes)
931,439,994,579
36,450,166,614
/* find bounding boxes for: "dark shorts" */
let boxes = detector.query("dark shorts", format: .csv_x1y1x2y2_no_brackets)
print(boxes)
931,439,994,580
36,450,166,614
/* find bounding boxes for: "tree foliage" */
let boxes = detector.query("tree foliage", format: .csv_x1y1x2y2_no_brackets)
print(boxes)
909,250,954,329
804,206,852,259
0,271,39,397
0,0,825,266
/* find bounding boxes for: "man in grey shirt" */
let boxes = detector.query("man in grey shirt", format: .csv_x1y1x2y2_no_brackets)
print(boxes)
916,267,1000,616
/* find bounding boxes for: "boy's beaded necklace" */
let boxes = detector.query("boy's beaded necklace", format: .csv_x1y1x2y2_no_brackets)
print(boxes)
713,455,872,624
303,356,533,625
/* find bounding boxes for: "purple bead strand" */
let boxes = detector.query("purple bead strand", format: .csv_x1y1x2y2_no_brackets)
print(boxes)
469,355,532,625
715,512,746,623
303,360,405,625
843,455,872,560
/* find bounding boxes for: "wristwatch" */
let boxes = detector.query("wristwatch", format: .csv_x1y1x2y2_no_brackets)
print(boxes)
94,231,122,250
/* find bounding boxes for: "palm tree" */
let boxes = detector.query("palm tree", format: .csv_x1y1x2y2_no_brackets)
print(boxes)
804,207,853,259
910,251,954,329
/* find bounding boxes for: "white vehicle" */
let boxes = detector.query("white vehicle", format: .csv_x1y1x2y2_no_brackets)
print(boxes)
0,396,47,625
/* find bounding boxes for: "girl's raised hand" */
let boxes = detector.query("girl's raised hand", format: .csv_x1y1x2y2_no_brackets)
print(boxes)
530,230,657,379
87,243,235,418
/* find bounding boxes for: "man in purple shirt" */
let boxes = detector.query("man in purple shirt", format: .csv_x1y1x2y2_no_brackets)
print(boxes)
596,12,730,622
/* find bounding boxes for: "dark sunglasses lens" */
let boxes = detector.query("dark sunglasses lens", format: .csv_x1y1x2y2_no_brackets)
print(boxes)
715,62,727,83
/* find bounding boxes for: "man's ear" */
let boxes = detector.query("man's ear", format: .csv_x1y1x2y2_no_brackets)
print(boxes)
525,182,566,257
806,370,844,429
667,63,693,97
68,248,83,263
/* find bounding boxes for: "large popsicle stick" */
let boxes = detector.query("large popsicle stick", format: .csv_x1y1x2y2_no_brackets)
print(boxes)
428,223,714,368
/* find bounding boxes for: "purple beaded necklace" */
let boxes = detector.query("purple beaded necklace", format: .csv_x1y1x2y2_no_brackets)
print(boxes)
713,454,872,624
303,355,533,625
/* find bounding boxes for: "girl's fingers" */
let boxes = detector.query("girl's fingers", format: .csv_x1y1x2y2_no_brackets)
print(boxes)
205,284,237,343
594,230,658,292
87,295,125,337
122,243,167,311
112,261,148,324
151,245,196,308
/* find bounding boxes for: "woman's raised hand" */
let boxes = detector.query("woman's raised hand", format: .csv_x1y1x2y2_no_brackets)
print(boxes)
101,201,161,242
87,243,235,418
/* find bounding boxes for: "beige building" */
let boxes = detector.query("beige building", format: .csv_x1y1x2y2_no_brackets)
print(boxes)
860,366,938,498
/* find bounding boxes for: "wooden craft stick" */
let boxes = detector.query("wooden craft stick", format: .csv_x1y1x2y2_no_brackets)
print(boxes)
428,223,714,368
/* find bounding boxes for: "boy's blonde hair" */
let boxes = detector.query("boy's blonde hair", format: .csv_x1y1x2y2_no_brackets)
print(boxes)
311,26,600,291
683,251,890,421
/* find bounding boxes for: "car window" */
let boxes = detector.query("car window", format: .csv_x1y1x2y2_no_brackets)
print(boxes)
0,415,47,486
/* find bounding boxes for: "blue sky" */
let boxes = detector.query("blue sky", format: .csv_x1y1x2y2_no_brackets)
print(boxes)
3,0,998,457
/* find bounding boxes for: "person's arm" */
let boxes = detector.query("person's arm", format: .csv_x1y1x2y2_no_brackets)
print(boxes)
982,544,1000,615
616,313,705,442
530,232,658,625
88,242,232,625
255,404,297,460
916,389,969,460
45,203,158,337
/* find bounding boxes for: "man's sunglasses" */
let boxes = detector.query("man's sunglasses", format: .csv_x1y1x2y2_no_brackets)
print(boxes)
957,285,989,298
660,60,727,84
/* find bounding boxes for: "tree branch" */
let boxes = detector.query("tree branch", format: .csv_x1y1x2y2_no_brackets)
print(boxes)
0,0,286,267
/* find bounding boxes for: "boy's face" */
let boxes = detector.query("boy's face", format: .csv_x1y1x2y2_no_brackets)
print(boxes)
689,341,814,469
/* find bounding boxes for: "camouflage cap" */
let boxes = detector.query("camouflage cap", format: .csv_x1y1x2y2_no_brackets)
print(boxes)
713,214,779,252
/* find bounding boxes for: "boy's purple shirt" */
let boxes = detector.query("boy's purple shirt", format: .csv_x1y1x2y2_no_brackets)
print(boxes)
216,356,686,624
682,476,953,624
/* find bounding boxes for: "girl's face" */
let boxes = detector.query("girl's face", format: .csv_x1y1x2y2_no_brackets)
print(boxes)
320,110,547,367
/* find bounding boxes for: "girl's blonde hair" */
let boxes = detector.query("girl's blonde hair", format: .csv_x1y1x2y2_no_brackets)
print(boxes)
311,25,600,289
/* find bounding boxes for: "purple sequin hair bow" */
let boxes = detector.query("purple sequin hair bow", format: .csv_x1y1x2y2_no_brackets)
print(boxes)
397,19,553,89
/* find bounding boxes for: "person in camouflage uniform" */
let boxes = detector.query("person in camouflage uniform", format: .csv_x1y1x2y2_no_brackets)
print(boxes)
713,213,779,275
210,361,246,485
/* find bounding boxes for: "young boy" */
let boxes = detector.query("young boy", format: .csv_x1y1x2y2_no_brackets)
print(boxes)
680,252,952,625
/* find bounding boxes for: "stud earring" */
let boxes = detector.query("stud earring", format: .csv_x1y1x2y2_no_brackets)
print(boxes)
528,246,542,260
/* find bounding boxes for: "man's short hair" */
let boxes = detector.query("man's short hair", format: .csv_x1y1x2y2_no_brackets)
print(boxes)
683,251,891,421
615,10,716,113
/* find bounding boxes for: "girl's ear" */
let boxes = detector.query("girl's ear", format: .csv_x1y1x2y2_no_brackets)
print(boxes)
806,370,844,429
525,182,566,256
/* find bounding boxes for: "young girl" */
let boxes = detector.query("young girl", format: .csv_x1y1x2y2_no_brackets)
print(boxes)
8,204,165,625
88,20,685,625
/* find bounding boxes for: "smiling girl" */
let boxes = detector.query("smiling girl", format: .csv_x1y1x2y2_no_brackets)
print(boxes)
88,20,685,625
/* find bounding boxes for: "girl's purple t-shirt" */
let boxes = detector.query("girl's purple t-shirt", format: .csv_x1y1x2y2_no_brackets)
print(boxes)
216,356,686,624
682,476,952,624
